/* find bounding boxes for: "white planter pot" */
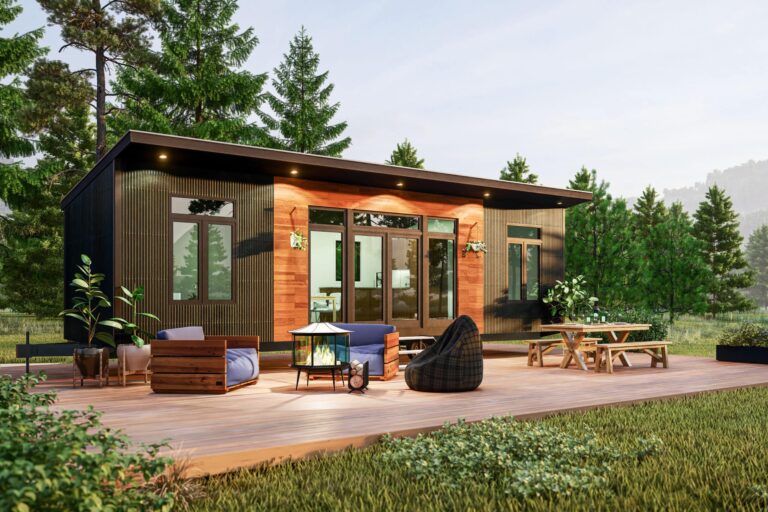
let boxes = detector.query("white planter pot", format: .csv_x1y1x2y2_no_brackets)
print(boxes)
117,344,152,372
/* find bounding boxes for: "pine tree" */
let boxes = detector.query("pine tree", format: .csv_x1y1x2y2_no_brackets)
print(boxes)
111,0,267,144
630,186,668,308
633,186,667,239
386,139,424,168
0,60,95,316
0,0,44,161
746,224,768,308
499,153,538,184
565,167,634,306
38,0,160,158
261,27,351,156
645,203,710,321
693,185,754,315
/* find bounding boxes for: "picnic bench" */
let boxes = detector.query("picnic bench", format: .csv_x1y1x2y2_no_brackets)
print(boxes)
526,337,601,367
595,341,670,374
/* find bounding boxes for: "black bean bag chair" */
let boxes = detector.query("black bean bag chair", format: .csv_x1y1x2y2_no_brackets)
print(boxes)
405,315,483,392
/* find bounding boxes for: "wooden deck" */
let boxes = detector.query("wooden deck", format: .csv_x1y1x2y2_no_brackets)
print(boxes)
6,344,768,476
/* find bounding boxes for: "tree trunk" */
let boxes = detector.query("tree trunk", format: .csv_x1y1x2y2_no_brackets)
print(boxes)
95,47,107,159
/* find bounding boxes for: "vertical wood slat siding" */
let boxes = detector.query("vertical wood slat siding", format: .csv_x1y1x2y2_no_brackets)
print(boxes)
119,169,273,341
483,208,565,335
63,164,115,342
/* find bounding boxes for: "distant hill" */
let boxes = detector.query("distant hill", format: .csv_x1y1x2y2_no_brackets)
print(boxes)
663,159,768,240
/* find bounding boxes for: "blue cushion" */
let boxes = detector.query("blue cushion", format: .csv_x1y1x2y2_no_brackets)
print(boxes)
351,346,384,376
226,348,259,386
156,326,205,340
331,323,395,347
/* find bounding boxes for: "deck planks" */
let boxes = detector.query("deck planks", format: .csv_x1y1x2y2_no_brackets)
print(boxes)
5,344,768,476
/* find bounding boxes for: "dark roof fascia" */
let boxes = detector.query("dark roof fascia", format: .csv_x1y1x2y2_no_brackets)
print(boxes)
60,132,131,208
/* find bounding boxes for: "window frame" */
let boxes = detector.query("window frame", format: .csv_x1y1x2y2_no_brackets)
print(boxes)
506,223,542,303
169,196,237,305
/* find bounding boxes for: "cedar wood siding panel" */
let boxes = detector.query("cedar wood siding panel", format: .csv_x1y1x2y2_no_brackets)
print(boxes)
63,163,115,342
117,168,273,341
483,207,565,335
273,177,484,340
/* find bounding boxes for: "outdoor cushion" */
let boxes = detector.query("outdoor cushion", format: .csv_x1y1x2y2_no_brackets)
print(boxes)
331,323,395,347
156,326,205,340
226,348,259,386
351,345,385,375
405,315,483,392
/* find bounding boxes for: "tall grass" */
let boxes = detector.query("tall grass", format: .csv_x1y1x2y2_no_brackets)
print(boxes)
0,313,65,364
191,388,768,511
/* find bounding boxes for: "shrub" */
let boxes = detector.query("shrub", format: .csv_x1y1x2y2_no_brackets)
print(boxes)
717,323,768,347
603,308,669,342
380,417,661,498
542,276,598,322
0,373,174,511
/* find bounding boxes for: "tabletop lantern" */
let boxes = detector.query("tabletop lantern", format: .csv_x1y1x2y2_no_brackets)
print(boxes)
290,322,352,390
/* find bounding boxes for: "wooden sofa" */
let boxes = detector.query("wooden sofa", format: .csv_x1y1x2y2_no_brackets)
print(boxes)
151,328,260,394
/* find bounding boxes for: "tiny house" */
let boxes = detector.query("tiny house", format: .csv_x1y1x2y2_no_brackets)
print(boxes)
61,131,591,349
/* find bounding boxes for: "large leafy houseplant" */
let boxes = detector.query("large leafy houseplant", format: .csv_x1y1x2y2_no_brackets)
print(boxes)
542,275,598,322
59,254,122,346
115,286,160,348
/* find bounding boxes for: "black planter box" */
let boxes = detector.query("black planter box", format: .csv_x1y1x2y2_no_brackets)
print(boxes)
716,345,768,364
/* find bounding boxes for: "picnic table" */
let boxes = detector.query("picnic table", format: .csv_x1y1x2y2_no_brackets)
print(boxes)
539,323,652,371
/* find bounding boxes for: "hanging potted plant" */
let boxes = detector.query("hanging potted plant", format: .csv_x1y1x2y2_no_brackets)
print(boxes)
464,240,487,254
542,275,598,323
59,254,122,382
114,286,161,383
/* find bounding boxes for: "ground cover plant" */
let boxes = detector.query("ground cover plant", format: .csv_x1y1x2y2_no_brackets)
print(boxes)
717,323,768,347
0,373,173,511
190,387,768,512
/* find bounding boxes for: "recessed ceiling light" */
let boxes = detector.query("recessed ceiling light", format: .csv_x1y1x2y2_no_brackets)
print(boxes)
396,181,404,187
290,169,299,176
556,200,563,206
483,192,491,198
158,153,168,160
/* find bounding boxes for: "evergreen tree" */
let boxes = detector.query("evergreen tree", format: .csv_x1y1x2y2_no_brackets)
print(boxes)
38,0,160,158
0,60,94,316
0,0,44,161
386,139,424,168
746,224,768,308
630,186,668,307
693,185,754,315
645,203,710,321
565,167,634,306
633,186,667,239
499,153,538,184
261,27,351,156
111,0,267,144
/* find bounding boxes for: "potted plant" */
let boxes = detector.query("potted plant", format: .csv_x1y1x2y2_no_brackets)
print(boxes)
59,254,122,381
715,323,768,364
542,275,598,323
114,286,160,382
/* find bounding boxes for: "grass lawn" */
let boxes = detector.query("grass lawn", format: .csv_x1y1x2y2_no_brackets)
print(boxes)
0,314,65,364
191,387,768,511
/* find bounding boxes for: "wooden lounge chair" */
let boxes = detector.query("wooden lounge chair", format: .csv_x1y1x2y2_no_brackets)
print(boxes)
150,326,260,394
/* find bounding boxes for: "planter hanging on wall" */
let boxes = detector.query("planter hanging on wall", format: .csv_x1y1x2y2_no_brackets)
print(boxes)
463,240,487,256
716,345,768,364
290,230,307,250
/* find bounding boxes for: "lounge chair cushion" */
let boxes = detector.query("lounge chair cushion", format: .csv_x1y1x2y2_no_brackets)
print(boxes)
331,323,395,347
405,315,483,392
155,326,205,340
350,344,385,376
226,348,259,386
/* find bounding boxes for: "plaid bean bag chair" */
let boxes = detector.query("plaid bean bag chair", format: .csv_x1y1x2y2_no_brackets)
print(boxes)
405,315,483,392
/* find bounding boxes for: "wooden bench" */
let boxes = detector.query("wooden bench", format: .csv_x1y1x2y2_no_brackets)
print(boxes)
594,341,670,374
527,337,601,367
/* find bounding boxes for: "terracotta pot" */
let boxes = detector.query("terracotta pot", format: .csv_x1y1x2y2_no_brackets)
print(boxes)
117,344,152,371
73,347,109,379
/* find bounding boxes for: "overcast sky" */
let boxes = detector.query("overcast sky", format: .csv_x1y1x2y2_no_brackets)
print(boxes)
10,0,768,197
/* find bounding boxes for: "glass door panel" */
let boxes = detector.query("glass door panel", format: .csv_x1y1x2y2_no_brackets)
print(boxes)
354,235,383,321
309,231,343,322
428,239,455,319
392,237,419,320
526,245,540,300
508,243,522,300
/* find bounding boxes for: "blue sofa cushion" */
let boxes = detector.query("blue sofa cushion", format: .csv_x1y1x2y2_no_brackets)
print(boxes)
226,348,259,387
156,326,205,340
351,347,384,376
331,323,395,347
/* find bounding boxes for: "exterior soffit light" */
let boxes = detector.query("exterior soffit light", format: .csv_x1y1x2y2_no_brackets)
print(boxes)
158,153,168,160
396,182,404,187
290,169,299,176
483,192,491,198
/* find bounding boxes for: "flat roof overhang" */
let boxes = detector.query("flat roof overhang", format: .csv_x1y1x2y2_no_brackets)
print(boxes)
62,131,592,209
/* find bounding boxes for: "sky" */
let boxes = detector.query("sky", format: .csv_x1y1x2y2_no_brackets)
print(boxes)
9,0,768,197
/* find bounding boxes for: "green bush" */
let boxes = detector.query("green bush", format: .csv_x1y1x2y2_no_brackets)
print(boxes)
602,308,669,342
717,323,768,347
0,373,174,511
380,417,660,498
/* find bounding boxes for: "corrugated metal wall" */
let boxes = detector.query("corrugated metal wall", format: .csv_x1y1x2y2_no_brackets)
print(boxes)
63,164,115,342
483,208,565,336
118,169,274,340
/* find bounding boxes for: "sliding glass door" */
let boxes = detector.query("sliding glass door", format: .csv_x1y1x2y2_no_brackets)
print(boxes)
354,235,384,321
391,237,419,322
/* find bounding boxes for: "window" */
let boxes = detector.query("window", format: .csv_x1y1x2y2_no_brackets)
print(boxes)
355,235,384,321
507,225,541,301
310,231,343,322
171,197,235,302
310,208,345,226
428,218,456,234
428,239,455,318
353,212,419,230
